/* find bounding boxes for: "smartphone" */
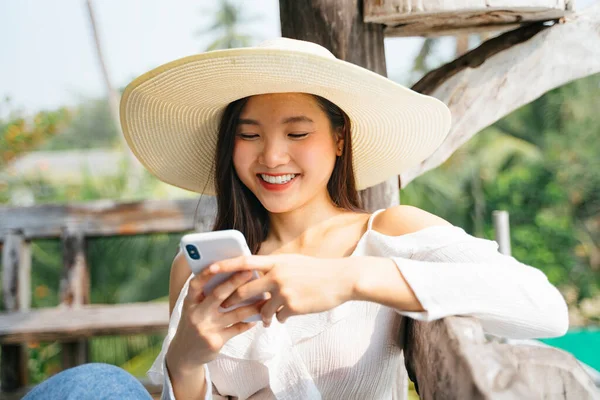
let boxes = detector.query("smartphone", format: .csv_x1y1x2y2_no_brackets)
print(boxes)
180,229,266,322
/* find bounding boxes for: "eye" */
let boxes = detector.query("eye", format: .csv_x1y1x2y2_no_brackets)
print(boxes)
237,133,259,140
288,133,309,139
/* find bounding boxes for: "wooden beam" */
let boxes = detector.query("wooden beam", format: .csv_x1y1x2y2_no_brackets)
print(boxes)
364,0,572,37
0,302,169,344
403,316,599,399
411,21,551,95
0,197,216,241
279,0,399,211
400,4,600,187
1,233,30,391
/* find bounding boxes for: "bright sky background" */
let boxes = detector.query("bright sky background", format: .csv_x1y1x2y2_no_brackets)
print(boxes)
1,0,597,117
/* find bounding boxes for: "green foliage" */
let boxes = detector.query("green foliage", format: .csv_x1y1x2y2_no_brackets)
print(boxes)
40,97,118,150
0,98,71,168
197,0,260,50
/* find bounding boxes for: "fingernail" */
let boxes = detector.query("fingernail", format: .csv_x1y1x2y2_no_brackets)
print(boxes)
209,264,220,273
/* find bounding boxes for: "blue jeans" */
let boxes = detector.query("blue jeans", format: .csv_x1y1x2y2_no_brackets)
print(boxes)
22,363,153,400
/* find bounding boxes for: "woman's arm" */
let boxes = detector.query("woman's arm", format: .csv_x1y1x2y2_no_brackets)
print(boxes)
349,206,569,339
165,252,211,400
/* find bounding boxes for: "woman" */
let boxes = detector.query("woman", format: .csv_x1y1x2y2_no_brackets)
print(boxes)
24,38,568,400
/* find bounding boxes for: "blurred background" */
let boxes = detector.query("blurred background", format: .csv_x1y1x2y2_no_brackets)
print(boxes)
1,0,599,389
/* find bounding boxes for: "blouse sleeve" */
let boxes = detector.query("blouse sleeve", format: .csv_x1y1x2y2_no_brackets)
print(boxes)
386,226,569,339
148,274,228,400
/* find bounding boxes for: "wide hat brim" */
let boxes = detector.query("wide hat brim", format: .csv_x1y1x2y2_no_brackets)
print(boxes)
120,42,451,195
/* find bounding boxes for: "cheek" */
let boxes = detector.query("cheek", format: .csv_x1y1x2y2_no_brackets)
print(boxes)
232,141,254,177
296,140,337,171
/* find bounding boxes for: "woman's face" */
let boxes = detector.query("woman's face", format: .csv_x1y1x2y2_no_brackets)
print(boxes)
233,93,342,213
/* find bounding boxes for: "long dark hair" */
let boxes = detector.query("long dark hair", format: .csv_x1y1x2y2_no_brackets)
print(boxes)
212,94,363,254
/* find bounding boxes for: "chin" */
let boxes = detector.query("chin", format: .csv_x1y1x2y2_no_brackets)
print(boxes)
259,198,299,214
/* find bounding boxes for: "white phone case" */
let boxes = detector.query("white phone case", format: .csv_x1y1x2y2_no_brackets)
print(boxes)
180,230,265,323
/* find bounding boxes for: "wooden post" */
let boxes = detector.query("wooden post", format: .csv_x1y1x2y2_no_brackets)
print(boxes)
279,0,399,212
493,210,512,256
59,228,90,368
1,232,31,392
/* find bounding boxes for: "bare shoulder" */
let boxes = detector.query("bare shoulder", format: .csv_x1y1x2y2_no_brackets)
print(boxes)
371,205,453,237
169,251,192,315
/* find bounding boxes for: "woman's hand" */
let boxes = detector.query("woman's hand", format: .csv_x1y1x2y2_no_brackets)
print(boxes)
166,271,264,374
203,254,357,326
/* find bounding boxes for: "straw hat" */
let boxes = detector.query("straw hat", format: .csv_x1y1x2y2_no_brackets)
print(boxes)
120,38,451,195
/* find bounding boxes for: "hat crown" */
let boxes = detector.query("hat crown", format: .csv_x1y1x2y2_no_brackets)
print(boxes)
257,38,336,59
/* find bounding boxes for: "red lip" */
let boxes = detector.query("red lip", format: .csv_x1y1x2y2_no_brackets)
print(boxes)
256,174,299,192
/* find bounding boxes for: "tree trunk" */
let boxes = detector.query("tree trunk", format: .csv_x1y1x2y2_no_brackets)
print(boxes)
85,0,142,186
279,0,399,212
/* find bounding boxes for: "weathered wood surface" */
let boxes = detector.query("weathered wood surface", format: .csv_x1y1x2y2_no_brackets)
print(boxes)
279,0,399,211
59,230,91,368
403,316,600,399
0,302,169,344
60,230,90,307
400,4,600,187
364,0,572,37
1,233,30,392
0,197,215,241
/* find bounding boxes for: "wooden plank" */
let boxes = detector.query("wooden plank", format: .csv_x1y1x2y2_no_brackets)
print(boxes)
0,197,217,241
400,4,600,187
279,0,399,211
403,316,599,399
59,229,91,369
364,0,572,37
1,233,30,391
0,302,169,344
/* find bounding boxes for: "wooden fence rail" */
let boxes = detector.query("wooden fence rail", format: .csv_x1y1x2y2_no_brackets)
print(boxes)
0,197,211,397
1,198,598,399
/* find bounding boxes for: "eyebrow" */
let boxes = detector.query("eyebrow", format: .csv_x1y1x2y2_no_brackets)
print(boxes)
237,116,315,126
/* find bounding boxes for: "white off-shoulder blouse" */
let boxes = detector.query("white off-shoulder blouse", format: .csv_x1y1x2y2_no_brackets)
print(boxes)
149,209,569,400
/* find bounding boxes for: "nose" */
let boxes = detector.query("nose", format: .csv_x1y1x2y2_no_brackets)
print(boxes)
258,137,290,168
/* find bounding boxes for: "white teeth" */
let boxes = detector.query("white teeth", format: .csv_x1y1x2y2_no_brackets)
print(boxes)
260,174,296,184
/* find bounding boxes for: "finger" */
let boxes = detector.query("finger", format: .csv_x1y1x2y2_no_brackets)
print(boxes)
185,272,216,305
218,302,263,328
260,297,285,327
221,321,257,342
205,271,253,309
208,255,276,275
221,276,274,308
276,306,294,324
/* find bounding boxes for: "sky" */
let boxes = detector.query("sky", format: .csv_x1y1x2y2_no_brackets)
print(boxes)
1,0,597,117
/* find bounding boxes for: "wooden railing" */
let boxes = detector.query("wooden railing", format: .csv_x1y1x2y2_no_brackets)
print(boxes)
0,197,215,398
1,198,598,399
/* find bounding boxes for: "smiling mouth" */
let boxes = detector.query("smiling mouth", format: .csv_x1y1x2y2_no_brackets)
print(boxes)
258,174,298,185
